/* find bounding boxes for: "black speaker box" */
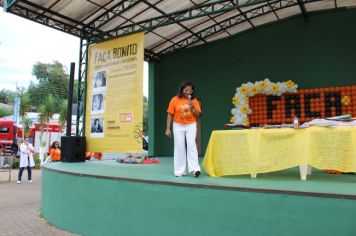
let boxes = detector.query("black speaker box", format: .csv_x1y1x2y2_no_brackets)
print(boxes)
61,136,86,162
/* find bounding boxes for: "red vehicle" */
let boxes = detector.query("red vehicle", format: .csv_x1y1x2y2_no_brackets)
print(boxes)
0,119,34,156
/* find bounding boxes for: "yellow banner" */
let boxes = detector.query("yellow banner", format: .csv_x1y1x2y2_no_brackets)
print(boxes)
86,32,144,152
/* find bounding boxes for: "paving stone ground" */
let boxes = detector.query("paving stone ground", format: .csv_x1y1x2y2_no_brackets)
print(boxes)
0,168,79,236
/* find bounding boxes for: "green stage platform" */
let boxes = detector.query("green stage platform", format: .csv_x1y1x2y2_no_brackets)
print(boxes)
41,157,356,236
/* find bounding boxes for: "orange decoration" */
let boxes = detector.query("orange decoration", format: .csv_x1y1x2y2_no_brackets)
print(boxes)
248,85,356,127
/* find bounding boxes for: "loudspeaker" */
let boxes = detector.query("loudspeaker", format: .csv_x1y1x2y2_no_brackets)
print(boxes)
61,136,86,162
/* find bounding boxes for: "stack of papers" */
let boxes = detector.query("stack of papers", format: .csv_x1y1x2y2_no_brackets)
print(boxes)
263,124,294,129
300,117,356,128
224,124,249,129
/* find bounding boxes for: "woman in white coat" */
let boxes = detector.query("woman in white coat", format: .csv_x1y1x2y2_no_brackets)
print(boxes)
17,137,35,184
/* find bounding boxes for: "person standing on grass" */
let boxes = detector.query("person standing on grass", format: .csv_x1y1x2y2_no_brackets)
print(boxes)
165,81,202,177
17,137,35,184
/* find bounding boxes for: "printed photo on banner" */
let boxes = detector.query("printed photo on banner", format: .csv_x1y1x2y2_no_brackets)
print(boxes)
91,117,104,138
93,69,107,90
92,93,105,114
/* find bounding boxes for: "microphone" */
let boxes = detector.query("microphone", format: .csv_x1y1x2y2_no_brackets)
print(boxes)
188,95,193,110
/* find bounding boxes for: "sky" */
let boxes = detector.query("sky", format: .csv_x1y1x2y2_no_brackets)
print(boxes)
0,8,148,96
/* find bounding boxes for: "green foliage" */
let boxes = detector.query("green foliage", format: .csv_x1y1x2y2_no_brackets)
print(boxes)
34,155,41,168
58,99,68,130
72,81,79,104
18,93,32,138
12,154,41,169
22,116,32,137
38,94,57,123
12,157,19,169
27,79,68,108
0,107,13,118
38,94,57,147
0,89,16,104
18,92,31,119
28,61,73,108
32,60,68,82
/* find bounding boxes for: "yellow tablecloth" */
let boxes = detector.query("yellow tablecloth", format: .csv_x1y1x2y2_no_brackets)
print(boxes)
203,126,356,177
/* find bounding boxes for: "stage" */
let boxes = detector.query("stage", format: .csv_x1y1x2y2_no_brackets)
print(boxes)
42,158,356,236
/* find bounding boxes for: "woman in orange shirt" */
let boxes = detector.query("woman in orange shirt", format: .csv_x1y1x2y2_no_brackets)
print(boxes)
165,81,201,177
49,141,61,162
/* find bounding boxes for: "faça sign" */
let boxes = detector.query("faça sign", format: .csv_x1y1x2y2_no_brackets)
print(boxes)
248,85,356,126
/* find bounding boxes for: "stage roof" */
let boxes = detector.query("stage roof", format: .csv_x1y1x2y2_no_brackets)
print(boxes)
2,0,356,61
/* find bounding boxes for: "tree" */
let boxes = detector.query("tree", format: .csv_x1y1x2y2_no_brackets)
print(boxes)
18,92,31,139
32,60,68,83
0,89,16,104
38,94,57,165
0,107,13,118
58,99,68,140
18,93,31,119
22,116,32,138
29,61,72,108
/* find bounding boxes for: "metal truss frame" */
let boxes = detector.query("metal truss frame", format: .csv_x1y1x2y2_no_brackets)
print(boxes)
4,0,321,61
76,38,90,136
89,0,265,41
4,0,94,37
158,0,321,56
85,0,142,31
3,0,323,134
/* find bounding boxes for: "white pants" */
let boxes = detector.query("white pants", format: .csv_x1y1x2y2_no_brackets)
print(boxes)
173,122,201,176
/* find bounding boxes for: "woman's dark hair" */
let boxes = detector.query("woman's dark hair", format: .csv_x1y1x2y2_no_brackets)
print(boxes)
177,80,196,98
51,141,59,149
94,119,103,130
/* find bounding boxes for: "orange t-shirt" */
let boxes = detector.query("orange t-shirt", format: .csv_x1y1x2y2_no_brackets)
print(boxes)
167,96,201,125
50,148,61,161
